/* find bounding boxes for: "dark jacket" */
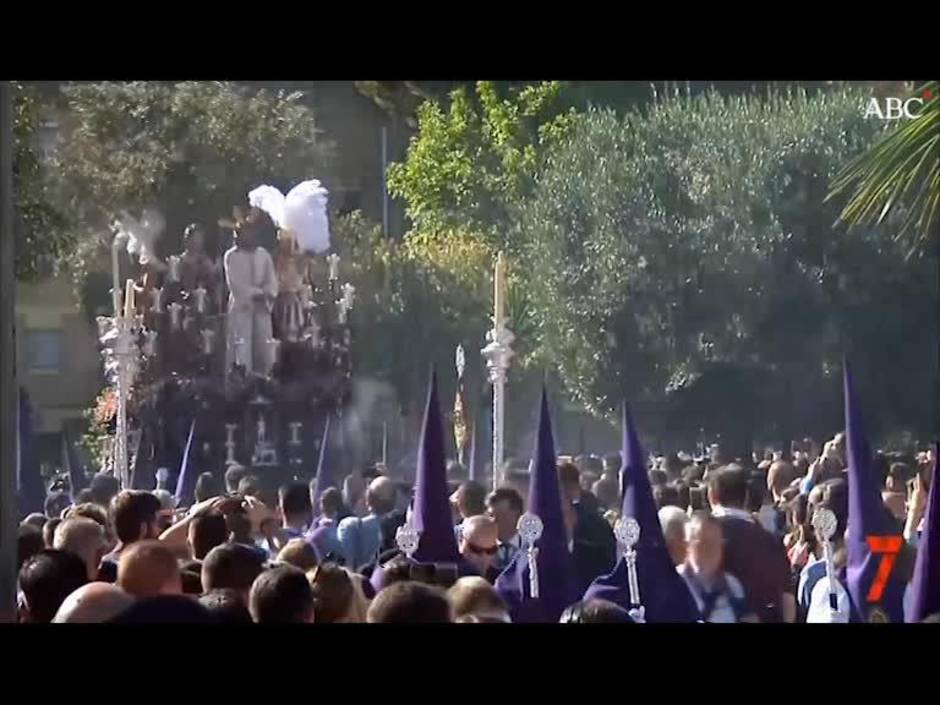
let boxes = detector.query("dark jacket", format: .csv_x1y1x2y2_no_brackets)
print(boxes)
717,514,791,622
571,501,617,595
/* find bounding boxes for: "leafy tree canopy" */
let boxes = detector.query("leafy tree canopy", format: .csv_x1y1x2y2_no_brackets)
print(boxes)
517,87,934,440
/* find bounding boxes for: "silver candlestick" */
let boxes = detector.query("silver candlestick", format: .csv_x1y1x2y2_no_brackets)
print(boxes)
151,287,164,314
307,323,321,350
200,329,215,356
288,421,303,447
481,326,515,491
167,255,181,283
256,414,267,446
341,282,356,311
143,329,159,357
327,253,341,282
224,423,238,466
233,335,246,368
193,287,208,314
267,338,281,365
167,303,182,331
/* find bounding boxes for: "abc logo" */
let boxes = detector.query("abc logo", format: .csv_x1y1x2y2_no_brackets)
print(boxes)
863,97,925,120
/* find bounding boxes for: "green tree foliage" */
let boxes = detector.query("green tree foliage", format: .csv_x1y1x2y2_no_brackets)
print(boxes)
11,82,71,280
519,88,935,440
386,81,574,241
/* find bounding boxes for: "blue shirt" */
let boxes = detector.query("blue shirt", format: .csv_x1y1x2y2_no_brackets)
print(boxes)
337,514,383,569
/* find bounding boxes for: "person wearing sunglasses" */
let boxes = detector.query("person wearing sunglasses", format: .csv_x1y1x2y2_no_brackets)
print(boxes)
458,515,500,583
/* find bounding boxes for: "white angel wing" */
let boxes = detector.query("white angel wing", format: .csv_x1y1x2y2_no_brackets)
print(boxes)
248,184,287,229
283,179,331,254
119,208,166,265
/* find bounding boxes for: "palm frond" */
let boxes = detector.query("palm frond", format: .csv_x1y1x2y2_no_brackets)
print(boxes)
828,81,940,251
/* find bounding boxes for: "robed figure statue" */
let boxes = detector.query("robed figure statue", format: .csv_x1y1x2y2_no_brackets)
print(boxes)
221,207,278,376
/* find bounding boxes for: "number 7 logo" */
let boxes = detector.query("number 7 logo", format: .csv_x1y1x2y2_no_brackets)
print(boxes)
866,536,903,602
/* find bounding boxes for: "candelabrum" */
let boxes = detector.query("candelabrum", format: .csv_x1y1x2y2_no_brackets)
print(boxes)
96,312,143,490
288,421,303,467
224,423,238,466
481,324,515,491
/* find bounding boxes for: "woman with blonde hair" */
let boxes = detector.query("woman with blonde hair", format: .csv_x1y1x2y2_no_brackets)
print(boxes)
307,563,370,623
276,539,319,573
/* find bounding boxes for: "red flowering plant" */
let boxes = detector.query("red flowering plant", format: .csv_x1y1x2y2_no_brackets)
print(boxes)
82,387,118,470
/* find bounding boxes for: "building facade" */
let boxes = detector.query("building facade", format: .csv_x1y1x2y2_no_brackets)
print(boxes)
17,277,101,469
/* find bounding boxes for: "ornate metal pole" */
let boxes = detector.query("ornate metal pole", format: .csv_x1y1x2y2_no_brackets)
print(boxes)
113,277,139,489
481,251,514,492
110,233,129,488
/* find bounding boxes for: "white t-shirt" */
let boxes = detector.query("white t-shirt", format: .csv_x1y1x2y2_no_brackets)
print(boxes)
807,573,914,623
807,576,851,623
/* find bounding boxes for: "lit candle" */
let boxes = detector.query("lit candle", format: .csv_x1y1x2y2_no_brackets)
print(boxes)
342,282,356,311
168,303,182,330
144,330,158,356
200,329,215,355
111,240,122,318
193,287,207,314
494,251,506,326
327,253,341,281
123,279,136,319
267,338,281,363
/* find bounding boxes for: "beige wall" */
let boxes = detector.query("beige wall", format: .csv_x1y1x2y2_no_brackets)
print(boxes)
16,276,101,435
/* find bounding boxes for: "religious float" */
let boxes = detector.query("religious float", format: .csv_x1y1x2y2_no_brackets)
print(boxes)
92,180,357,497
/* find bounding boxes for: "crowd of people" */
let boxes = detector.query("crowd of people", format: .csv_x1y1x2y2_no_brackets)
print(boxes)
13,369,939,625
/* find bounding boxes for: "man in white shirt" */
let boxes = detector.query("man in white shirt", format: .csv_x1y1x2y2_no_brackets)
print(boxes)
658,506,689,567
223,215,278,376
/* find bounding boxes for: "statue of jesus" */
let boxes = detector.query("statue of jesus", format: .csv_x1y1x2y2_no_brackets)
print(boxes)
222,209,278,376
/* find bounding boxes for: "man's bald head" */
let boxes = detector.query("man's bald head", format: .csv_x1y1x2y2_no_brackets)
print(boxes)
462,514,498,544
117,540,182,598
366,476,396,515
767,461,798,500
54,517,107,581
459,515,499,577
52,582,135,623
